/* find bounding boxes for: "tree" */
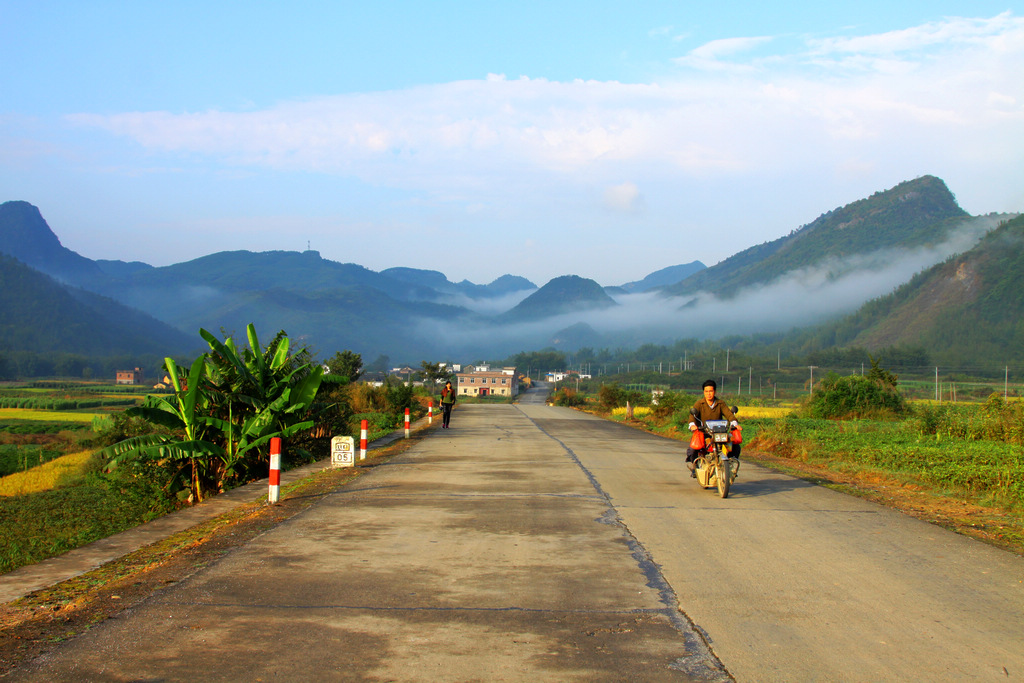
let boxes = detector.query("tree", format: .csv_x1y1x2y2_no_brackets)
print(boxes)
866,355,899,388
420,361,450,390
325,350,363,382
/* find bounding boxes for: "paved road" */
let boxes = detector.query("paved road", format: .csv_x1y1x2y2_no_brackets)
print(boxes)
11,391,1024,681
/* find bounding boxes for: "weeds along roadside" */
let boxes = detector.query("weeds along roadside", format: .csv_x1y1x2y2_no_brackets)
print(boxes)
0,406,425,575
0,371,434,575
563,389,1024,555
0,424,435,676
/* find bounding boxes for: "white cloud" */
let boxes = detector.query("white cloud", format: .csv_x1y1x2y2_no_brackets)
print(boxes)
603,181,643,213
809,12,1020,57
60,13,1024,278
673,36,774,71
67,14,1022,191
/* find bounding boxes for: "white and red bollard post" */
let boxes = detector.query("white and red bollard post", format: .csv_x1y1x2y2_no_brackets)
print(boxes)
268,436,282,504
428,400,433,424
360,419,368,460
404,408,410,438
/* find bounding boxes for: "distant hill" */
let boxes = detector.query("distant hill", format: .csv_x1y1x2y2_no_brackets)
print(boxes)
106,250,437,298
0,201,106,285
549,322,605,350
502,275,616,321
808,213,1024,363
2,177,1018,366
481,274,537,295
177,284,479,360
620,262,705,292
0,253,196,356
663,176,971,298
381,267,536,299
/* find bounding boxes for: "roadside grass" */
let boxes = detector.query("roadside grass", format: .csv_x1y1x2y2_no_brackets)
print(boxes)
589,401,1024,554
0,414,438,577
0,423,434,676
0,473,179,574
452,395,516,405
750,417,1024,511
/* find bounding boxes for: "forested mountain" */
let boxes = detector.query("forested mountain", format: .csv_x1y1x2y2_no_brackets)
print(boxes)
0,201,106,286
804,213,1024,364
501,275,617,321
1,174,1018,366
381,268,536,299
620,262,705,292
0,253,196,356
663,176,973,298
179,284,479,359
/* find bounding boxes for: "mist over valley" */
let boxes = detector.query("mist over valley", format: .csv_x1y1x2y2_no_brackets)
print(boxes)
1,175,1021,368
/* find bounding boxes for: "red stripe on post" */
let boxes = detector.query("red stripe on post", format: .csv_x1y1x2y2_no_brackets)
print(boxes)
268,436,282,503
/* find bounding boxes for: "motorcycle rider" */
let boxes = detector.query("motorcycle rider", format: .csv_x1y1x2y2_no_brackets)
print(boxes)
686,379,741,477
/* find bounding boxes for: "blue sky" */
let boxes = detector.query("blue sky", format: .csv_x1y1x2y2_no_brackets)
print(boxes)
1,1,1022,285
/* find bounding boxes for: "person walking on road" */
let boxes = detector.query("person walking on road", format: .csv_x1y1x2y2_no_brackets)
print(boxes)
439,380,456,428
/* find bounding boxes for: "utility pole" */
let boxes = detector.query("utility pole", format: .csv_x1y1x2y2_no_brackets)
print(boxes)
809,366,818,396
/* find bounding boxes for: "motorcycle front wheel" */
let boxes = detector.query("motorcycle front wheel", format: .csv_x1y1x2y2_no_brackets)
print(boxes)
716,458,731,498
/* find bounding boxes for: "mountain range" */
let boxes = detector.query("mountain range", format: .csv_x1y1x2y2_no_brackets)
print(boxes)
0,175,1019,364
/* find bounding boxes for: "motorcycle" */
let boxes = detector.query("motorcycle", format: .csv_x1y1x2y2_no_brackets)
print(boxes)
689,406,740,498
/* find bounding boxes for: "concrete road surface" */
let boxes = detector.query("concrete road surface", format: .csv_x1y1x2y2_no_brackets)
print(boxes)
10,391,1024,681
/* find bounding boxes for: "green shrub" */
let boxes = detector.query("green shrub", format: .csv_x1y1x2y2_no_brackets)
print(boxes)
598,383,624,411
350,412,398,440
553,387,587,407
805,373,908,419
651,390,692,420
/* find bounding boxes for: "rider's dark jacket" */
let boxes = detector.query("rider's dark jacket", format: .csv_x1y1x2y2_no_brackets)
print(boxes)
689,398,738,428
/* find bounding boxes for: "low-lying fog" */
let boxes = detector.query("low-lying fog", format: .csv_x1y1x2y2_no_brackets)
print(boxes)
416,216,1003,357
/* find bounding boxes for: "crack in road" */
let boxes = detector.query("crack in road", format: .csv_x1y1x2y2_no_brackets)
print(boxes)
516,405,733,682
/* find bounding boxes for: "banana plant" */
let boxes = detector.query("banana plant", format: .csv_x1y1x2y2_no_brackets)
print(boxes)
102,324,324,503
200,324,324,482
101,355,223,502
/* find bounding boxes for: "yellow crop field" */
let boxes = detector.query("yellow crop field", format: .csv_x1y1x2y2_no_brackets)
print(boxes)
0,408,98,423
612,406,651,418
0,450,93,496
736,405,792,419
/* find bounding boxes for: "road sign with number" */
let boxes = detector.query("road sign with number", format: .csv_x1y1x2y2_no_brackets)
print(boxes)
330,436,355,467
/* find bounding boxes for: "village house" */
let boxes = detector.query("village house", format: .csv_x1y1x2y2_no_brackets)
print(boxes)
456,367,519,398
115,367,145,385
